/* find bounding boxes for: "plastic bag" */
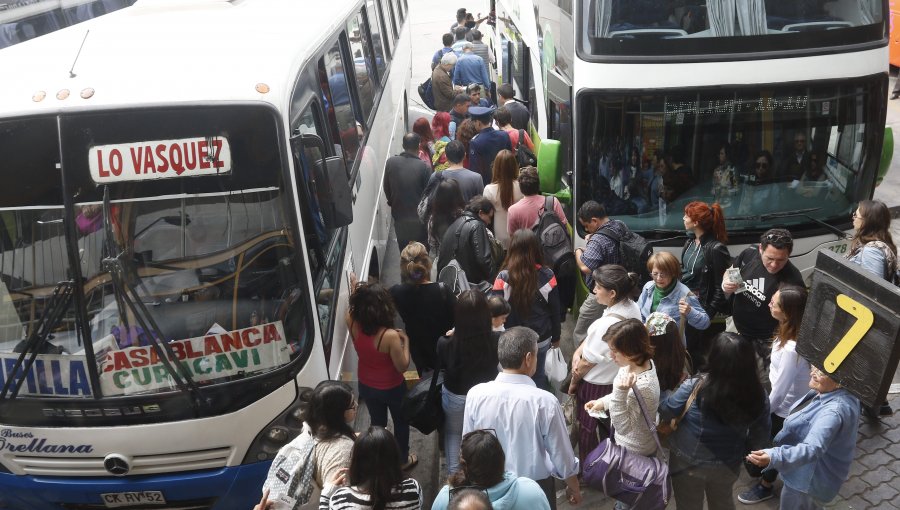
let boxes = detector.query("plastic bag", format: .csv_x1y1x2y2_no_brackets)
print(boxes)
545,346,567,386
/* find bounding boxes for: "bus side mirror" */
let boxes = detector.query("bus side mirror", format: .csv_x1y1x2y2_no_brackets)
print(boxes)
317,156,353,229
537,138,563,194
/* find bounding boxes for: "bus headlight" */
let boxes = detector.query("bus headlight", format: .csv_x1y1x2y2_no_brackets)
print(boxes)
241,385,312,464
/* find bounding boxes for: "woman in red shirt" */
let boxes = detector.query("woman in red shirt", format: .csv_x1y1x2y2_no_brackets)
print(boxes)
346,276,417,470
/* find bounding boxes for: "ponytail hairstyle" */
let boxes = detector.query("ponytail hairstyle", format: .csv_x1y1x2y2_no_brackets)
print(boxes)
684,201,728,244
591,264,637,305
448,429,506,489
775,284,808,347
399,242,432,284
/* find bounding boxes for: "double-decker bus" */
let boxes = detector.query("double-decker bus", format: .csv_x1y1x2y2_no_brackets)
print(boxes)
0,0,411,507
488,0,890,278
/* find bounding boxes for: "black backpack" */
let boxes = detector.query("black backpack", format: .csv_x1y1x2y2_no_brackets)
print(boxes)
597,222,653,289
532,196,575,278
515,129,537,168
418,78,436,110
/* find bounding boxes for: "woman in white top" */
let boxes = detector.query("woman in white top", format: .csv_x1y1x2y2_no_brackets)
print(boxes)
482,150,523,249
568,265,642,467
738,284,809,505
585,319,660,510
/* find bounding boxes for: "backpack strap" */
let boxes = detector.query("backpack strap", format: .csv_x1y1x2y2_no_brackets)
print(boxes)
595,223,621,242
518,129,526,150
606,313,626,321
543,195,554,215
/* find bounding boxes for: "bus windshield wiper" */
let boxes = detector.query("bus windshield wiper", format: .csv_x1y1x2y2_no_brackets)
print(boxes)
100,187,208,412
0,281,74,402
758,208,848,240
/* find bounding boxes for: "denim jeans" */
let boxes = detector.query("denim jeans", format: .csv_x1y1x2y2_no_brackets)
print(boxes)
532,339,551,390
441,387,467,474
358,381,410,460
780,485,829,510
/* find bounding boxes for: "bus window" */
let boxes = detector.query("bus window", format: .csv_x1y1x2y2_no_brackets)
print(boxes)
383,0,399,40
347,12,379,120
319,41,363,172
580,0,885,58
574,79,883,236
365,0,390,72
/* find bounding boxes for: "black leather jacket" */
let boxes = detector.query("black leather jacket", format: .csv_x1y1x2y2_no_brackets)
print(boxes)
437,212,493,283
682,233,731,316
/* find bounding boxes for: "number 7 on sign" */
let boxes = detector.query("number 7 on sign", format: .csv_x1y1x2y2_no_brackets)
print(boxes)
824,294,874,373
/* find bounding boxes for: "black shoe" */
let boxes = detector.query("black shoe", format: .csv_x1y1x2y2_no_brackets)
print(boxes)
891,93,900,100
879,403,894,416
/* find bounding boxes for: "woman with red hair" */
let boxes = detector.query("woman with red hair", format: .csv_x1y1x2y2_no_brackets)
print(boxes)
681,201,730,371
412,117,435,170
430,112,452,171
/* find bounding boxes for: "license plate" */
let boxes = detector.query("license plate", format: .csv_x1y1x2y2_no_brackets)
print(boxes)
101,491,166,508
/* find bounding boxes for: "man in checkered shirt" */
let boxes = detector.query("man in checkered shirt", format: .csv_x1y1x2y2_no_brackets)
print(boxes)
572,200,627,346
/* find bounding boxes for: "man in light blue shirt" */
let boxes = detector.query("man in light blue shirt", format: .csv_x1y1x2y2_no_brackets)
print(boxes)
746,366,860,509
452,43,491,92
463,327,582,510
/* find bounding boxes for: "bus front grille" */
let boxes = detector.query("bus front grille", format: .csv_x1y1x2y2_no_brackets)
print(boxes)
10,447,233,476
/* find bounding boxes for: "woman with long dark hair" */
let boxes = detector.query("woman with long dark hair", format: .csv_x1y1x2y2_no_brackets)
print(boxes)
427,179,465,259
492,229,560,389
327,426,422,510
568,265,641,467
482,149,523,249
660,332,770,510
681,200,731,370
846,199,897,417
257,381,358,509
437,290,500,474
738,284,809,504
390,242,455,376
431,430,550,510
346,280,416,470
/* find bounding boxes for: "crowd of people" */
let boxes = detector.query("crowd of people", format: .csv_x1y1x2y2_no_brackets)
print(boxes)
251,7,899,510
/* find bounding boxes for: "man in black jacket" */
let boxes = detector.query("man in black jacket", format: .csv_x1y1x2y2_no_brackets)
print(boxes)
436,196,495,284
383,133,430,250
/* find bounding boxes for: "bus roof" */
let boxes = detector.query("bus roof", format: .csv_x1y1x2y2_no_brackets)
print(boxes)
0,0,352,116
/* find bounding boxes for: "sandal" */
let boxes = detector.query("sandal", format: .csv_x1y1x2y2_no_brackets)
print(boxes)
401,453,418,471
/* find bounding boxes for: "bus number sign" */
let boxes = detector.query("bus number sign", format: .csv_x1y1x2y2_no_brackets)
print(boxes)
88,137,231,183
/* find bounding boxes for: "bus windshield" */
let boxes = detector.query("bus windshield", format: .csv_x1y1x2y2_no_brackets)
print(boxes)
575,78,883,237
0,106,313,402
579,0,885,57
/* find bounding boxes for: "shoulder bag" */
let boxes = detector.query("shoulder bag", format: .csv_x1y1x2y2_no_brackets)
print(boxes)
400,355,444,435
582,386,672,510
657,377,703,439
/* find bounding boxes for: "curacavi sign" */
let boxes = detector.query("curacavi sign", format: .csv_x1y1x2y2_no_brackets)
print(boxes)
88,136,232,183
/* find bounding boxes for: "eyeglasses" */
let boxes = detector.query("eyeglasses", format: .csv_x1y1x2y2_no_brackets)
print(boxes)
764,233,792,244
650,272,669,279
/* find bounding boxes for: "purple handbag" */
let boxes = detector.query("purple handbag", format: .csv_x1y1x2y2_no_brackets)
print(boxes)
582,387,671,510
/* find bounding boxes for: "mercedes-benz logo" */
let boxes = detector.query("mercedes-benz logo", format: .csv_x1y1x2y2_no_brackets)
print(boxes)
103,454,131,476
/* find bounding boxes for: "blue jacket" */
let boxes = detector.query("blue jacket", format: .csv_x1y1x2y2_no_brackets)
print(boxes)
764,388,860,503
452,52,491,89
660,377,770,469
469,127,511,185
431,472,550,510
636,280,710,343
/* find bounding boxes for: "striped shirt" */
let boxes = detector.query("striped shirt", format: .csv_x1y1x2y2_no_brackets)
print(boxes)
325,478,422,510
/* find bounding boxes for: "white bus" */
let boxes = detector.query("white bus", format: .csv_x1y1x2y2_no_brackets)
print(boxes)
488,0,891,280
0,0,411,507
